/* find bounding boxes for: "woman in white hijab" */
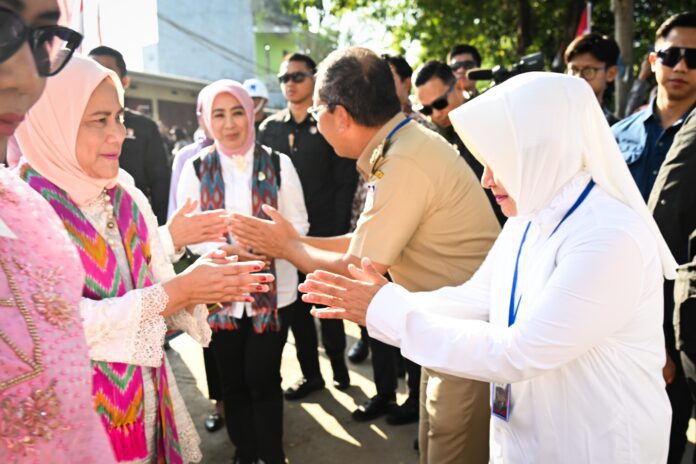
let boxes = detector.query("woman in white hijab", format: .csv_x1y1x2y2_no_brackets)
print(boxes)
301,72,675,463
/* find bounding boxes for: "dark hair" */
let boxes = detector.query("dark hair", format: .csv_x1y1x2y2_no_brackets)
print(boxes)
414,60,455,87
447,44,482,67
171,126,188,141
284,53,317,73
88,46,127,77
656,11,696,42
381,54,413,80
564,33,620,67
316,47,401,127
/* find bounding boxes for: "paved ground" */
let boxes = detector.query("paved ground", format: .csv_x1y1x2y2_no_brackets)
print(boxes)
168,321,419,464
169,319,696,464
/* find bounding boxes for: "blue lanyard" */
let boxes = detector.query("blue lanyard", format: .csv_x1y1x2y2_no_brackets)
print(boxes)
386,117,411,142
508,180,595,326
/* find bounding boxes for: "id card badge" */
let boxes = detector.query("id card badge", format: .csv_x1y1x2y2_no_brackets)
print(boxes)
491,383,511,421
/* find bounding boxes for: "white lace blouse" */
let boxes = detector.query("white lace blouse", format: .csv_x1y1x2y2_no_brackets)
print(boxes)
78,177,210,463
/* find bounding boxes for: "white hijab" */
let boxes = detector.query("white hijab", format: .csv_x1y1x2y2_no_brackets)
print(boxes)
449,72,677,278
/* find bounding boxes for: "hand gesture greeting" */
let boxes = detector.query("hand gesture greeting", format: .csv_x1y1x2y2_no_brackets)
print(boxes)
300,258,389,326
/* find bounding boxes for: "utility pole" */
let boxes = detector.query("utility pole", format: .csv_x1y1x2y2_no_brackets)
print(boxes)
613,0,634,118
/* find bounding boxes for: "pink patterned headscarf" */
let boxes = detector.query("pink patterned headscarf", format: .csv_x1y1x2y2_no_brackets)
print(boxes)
200,79,255,156
15,55,124,206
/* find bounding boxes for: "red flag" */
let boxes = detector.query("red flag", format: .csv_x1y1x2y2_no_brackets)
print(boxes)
575,2,592,37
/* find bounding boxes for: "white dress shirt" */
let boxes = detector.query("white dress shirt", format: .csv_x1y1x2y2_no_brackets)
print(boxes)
367,173,671,463
176,146,309,311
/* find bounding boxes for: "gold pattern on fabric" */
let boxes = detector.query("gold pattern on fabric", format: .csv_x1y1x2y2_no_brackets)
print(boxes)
0,380,63,455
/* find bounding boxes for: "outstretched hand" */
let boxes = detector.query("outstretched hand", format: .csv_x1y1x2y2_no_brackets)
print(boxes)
229,204,299,259
168,198,230,249
299,258,389,326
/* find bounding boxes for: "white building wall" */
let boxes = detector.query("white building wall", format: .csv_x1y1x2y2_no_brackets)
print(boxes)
143,0,257,82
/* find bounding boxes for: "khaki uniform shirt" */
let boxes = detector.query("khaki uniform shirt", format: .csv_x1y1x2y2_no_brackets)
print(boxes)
348,113,500,291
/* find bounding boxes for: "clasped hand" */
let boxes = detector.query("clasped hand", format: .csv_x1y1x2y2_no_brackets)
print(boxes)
229,204,299,259
167,248,274,310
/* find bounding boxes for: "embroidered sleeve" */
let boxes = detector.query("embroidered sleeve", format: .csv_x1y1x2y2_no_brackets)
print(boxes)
165,304,212,347
131,284,168,366
79,285,167,367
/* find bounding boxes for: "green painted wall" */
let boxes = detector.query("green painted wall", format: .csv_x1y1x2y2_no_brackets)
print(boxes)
255,32,299,76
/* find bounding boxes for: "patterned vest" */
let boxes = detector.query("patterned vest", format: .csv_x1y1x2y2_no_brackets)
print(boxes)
196,144,281,333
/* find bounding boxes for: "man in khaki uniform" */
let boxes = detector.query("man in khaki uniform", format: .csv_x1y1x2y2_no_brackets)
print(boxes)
230,47,500,463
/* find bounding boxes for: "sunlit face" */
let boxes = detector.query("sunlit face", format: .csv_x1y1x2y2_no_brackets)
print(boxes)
0,0,60,161
650,26,696,103
211,92,249,151
279,60,314,105
481,164,517,217
311,93,342,153
567,52,617,102
416,76,465,129
76,78,126,179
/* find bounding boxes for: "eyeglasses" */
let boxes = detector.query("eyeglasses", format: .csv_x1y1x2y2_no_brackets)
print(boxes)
451,60,477,73
657,47,696,69
0,7,83,77
278,71,313,84
419,82,456,116
307,104,330,120
567,65,605,81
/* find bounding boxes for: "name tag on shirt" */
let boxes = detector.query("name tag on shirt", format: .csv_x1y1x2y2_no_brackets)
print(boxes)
491,382,511,421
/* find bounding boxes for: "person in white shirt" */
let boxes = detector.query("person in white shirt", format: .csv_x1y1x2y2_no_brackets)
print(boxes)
301,72,676,463
177,80,309,464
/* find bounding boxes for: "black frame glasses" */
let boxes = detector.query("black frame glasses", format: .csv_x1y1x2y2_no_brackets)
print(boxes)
277,71,313,84
657,47,696,69
0,7,83,77
419,82,456,116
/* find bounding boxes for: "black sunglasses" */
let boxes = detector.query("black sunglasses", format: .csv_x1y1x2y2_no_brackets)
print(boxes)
278,71,313,84
451,60,477,73
656,47,696,69
0,7,83,77
419,82,456,116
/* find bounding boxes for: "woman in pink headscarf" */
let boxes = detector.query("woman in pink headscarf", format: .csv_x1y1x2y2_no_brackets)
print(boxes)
14,57,275,463
177,80,308,464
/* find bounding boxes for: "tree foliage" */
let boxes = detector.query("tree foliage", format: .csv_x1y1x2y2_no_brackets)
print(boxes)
282,0,687,69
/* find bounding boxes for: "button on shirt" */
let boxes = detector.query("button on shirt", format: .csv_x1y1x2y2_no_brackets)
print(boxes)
612,100,691,201
258,109,358,237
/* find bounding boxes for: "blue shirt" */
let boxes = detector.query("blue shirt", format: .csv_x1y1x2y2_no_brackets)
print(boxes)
612,100,691,201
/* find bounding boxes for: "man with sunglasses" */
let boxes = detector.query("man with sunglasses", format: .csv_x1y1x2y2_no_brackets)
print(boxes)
565,33,621,125
258,52,358,401
415,61,506,225
612,11,696,464
447,44,482,100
